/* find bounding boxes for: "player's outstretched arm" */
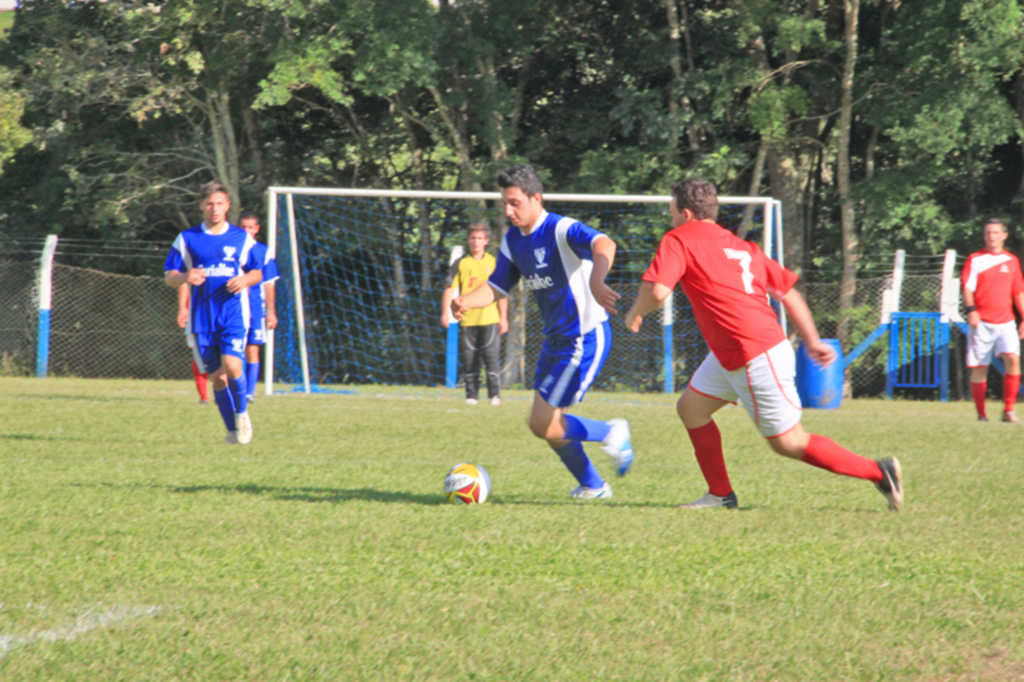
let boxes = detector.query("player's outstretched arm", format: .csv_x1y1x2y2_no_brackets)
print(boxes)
625,281,672,333
782,288,835,366
165,268,206,288
227,268,262,294
498,297,509,334
440,287,456,329
590,236,621,314
452,282,501,322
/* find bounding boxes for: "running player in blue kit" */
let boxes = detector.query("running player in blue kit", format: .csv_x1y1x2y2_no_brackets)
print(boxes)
165,181,263,445
238,211,280,402
451,165,634,499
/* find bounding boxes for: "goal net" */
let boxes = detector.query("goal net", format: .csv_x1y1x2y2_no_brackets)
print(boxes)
265,188,782,395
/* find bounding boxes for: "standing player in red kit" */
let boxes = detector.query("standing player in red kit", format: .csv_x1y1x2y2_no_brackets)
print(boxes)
625,179,903,511
961,218,1024,422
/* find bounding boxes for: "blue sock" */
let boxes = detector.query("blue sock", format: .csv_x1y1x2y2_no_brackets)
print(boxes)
246,361,260,398
562,414,612,442
228,375,248,415
553,442,604,489
214,388,236,431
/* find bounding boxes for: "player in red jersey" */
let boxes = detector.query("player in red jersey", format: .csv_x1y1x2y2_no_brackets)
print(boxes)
961,218,1024,422
625,179,903,511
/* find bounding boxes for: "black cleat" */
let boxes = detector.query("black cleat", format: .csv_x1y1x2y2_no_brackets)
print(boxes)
978,415,989,422
875,458,903,511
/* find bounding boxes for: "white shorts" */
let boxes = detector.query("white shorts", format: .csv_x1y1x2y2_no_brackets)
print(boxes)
967,320,1020,367
688,339,803,438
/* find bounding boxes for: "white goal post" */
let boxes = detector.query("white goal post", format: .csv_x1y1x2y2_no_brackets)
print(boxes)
264,187,784,395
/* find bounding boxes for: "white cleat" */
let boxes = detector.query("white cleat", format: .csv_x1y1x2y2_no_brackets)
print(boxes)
235,412,253,445
677,491,738,510
570,482,613,500
224,431,238,445
600,418,634,476
465,398,479,406
490,396,501,406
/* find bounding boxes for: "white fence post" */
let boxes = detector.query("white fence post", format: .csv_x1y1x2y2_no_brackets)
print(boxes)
35,235,58,378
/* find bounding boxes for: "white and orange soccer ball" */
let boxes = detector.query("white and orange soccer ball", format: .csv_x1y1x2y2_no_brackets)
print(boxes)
443,463,491,505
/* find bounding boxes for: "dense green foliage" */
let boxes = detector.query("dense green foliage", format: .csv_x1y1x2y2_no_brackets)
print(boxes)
2,378,1023,678
2,0,1024,278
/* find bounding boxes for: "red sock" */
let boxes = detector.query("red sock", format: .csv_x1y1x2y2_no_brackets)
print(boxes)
1003,375,1020,413
686,420,732,497
802,434,882,482
971,381,988,418
191,359,210,402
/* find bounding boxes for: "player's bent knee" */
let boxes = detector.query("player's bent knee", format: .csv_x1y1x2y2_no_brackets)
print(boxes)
767,426,810,460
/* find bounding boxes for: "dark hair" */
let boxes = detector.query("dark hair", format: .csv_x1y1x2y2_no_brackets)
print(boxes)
467,221,491,238
985,218,1007,233
199,180,230,203
670,179,719,221
497,164,544,197
239,210,259,223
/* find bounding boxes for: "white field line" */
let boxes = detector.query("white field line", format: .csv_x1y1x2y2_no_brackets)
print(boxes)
0,605,162,657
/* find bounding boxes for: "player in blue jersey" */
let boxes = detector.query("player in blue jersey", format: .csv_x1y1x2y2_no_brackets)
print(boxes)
165,181,263,445
239,211,280,401
451,164,634,499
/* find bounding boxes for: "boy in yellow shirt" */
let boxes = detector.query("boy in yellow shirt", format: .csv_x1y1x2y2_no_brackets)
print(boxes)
441,223,509,405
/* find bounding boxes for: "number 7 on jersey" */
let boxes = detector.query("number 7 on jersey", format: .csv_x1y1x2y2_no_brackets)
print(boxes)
724,248,755,293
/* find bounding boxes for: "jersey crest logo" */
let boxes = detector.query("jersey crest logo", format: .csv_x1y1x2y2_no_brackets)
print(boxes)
1000,264,1010,273
223,246,237,262
231,338,245,353
534,248,548,268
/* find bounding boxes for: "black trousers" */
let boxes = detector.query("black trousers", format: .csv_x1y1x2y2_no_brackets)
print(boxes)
461,323,501,399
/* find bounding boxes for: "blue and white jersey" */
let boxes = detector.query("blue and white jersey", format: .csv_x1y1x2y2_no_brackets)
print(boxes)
489,211,610,344
247,241,280,329
164,223,261,333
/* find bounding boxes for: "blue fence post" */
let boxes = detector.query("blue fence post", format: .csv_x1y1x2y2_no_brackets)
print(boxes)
939,320,950,402
446,322,460,388
662,296,673,394
35,235,58,379
885,319,897,399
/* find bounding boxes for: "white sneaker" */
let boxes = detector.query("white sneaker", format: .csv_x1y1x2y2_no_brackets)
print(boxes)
570,482,613,499
600,418,634,476
224,431,238,445
466,398,479,405
235,412,253,445
247,394,255,403
490,397,501,406
677,491,738,509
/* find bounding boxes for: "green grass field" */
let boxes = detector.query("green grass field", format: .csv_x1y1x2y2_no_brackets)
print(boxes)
1,377,1022,680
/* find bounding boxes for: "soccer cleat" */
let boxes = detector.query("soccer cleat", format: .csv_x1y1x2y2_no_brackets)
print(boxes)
875,457,903,511
490,396,501,406
978,415,989,422
235,412,253,445
466,398,479,406
570,482,613,499
224,431,238,445
600,418,634,476
247,394,256,403
1003,411,1019,423
199,399,210,405
677,491,738,510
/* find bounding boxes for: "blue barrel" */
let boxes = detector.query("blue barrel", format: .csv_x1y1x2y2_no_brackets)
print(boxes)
795,339,844,409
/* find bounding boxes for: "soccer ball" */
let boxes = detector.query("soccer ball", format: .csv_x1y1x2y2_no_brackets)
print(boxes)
444,463,491,505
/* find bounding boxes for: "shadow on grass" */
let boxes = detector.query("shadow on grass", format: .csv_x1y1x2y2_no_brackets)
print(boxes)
170,483,446,506
0,433,84,442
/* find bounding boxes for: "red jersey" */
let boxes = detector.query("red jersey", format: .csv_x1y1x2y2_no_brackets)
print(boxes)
960,250,1024,324
643,220,799,371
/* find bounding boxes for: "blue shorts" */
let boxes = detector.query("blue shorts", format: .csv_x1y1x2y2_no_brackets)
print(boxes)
534,320,612,408
247,322,267,346
189,328,247,374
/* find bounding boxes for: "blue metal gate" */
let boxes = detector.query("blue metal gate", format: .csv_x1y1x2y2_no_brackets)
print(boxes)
886,312,949,400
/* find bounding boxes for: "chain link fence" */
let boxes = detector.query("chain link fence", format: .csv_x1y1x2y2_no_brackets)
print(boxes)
0,259,38,375
0,258,192,379
801,271,971,399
